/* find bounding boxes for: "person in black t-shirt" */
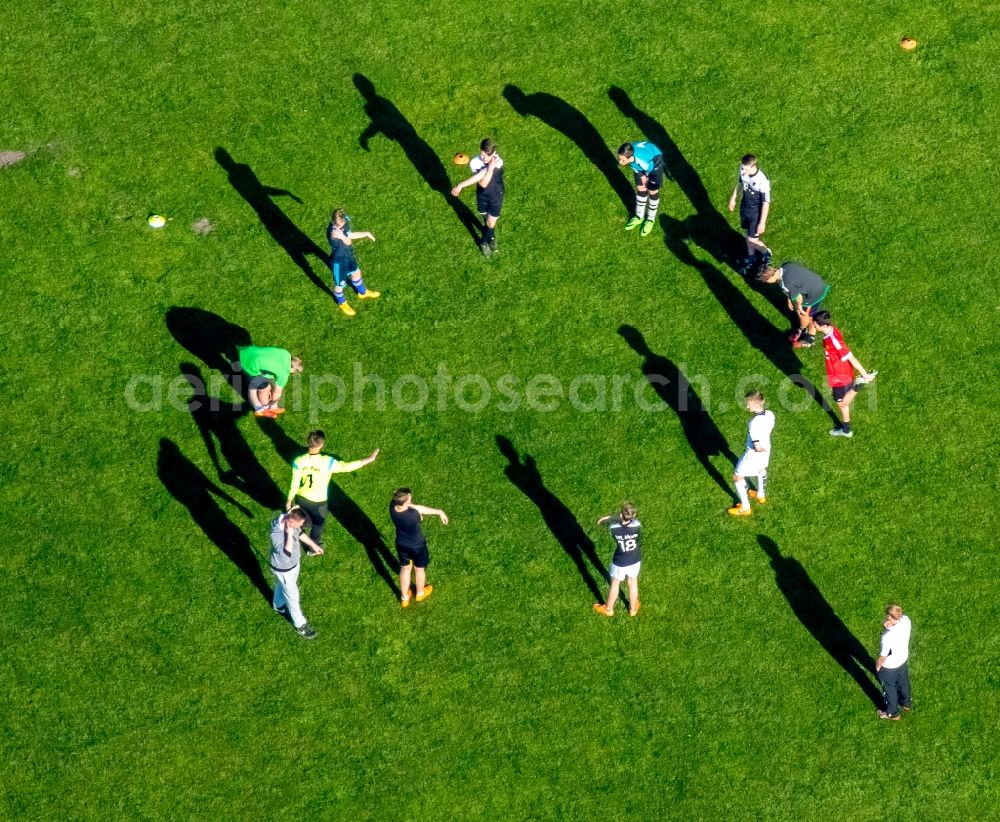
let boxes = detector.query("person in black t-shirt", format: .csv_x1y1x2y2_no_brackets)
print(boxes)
757,262,831,347
390,487,449,608
594,502,643,617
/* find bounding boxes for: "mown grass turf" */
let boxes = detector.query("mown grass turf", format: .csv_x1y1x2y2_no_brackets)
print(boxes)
2,0,998,818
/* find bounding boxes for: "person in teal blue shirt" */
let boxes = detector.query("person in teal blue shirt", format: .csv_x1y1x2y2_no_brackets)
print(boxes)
617,141,664,236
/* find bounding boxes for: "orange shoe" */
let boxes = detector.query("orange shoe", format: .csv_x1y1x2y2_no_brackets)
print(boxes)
593,603,614,617
415,585,433,603
629,600,641,617
748,489,767,505
254,409,280,419
401,595,411,609
727,505,752,517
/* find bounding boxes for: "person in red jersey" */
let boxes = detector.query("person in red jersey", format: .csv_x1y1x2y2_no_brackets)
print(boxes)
813,311,878,439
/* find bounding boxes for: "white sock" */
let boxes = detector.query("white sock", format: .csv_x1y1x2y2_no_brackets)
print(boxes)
635,194,648,219
757,471,767,498
735,479,749,509
646,196,659,221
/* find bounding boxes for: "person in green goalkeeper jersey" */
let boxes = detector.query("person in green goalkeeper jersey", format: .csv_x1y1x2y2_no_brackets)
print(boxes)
234,345,304,418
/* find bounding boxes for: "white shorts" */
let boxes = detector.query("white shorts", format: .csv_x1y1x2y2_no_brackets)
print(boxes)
610,561,641,581
735,449,770,477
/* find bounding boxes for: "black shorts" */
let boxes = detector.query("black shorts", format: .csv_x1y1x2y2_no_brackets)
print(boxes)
740,207,761,236
330,256,359,287
832,382,857,402
633,168,663,191
248,374,273,390
397,541,430,569
476,188,504,219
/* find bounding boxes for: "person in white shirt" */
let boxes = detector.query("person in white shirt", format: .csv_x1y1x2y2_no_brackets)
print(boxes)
876,603,913,720
728,391,775,517
451,138,505,258
727,153,772,276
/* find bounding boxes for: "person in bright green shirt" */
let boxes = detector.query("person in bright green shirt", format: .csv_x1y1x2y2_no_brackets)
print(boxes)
285,430,380,547
234,346,303,417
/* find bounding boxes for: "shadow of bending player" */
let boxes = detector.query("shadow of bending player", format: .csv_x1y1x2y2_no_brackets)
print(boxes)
157,438,271,601
256,420,400,598
608,85,744,270
166,306,252,377
214,147,333,297
497,435,609,602
659,217,839,425
618,325,739,498
180,363,284,509
352,74,482,243
166,306,286,414
503,85,633,212
758,535,883,707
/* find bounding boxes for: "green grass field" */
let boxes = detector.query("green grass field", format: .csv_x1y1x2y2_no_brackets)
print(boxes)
3,0,998,818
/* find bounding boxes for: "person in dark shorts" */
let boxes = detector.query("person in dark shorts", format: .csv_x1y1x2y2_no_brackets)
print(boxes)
728,154,772,275
617,141,664,236
758,262,831,347
813,311,878,439
389,487,449,607
233,345,304,417
593,502,643,617
451,138,505,257
326,208,380,317
285,430,379,549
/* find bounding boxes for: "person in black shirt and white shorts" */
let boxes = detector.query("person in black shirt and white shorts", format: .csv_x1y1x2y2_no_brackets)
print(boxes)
593,502,642,617
390,487,449,608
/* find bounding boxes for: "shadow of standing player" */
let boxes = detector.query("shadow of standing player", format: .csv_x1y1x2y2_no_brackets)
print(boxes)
658,217,840,426
214,147,333,298
353,74,482,244
180,363,285,510
757,535,883,708
496,435,609,603
503,85,634,213
618,325,739,499
608,86,744,270
157,438,272,602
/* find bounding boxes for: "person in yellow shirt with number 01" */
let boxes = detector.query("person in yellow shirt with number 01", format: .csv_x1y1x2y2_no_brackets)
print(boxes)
285,430,380,550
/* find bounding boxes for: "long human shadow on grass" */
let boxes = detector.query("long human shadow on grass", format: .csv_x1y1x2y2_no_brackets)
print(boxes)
260,421,400,598
180,363,284,509
167,307,291,507
166,306,252,378
353,74,481,244
166,306,279,411
157,438,271,601
758,535,883,707
608,85,743,269
609,86,790,318
215,147,333,298
497,435,608,602
618,325,738,499
503,85,633,212
660,216,839,424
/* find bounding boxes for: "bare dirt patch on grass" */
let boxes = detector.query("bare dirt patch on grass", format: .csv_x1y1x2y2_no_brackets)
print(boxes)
0,151,27,168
